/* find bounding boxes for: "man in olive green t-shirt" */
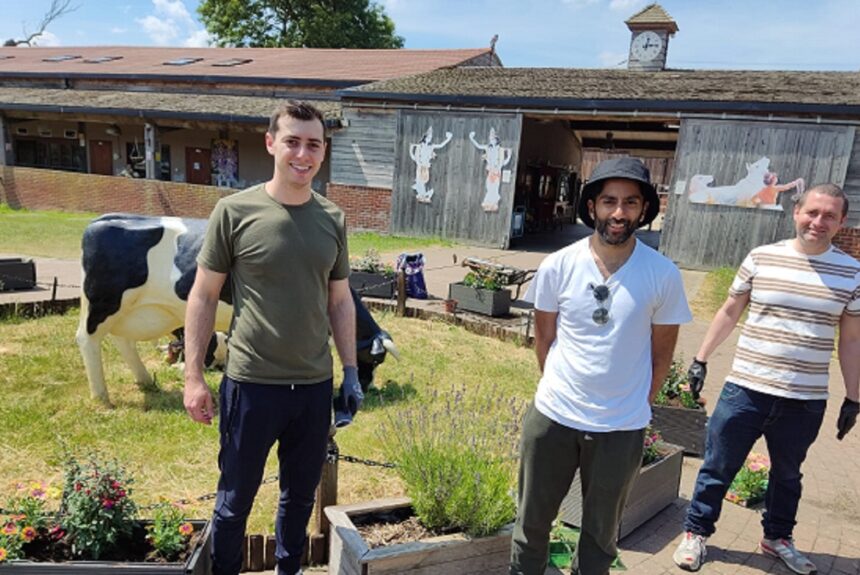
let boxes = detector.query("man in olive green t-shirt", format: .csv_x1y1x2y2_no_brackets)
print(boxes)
183,101,360,575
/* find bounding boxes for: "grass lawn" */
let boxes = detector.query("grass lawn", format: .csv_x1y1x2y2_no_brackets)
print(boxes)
0,204,454,260
0,309,538,534
690,266,736,319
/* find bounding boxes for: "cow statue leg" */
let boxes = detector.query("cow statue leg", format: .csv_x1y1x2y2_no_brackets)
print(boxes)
111,335,155,390
75,317,112,406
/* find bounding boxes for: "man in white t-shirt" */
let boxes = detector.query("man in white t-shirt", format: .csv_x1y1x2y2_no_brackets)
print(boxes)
673,184,860,575
509,157,692,575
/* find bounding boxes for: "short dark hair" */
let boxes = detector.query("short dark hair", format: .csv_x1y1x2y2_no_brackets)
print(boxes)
268,100,325,136
795,183,849,218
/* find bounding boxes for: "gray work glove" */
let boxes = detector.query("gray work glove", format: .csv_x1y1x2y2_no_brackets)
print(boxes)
333,366,364,428
837,397,859,440
687,358,707,399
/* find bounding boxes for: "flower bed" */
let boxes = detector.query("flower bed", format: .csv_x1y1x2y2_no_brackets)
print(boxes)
652,359,708,456
724,452,769,507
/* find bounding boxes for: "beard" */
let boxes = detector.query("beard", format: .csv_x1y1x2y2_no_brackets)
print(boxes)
595,215,638,245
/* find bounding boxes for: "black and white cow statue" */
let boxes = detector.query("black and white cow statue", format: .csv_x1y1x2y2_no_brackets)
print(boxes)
76,213,396,405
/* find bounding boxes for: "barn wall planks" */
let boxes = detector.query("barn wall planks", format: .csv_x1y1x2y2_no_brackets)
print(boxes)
841,129,860,227
661,119,855,269
330,108,397,189
391,110,523,248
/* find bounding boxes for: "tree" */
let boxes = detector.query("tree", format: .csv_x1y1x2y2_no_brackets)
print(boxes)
198,0,404,49
4,0,79,47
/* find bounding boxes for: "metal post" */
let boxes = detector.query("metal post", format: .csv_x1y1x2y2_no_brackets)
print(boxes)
309,437,339,564
144,123,157,180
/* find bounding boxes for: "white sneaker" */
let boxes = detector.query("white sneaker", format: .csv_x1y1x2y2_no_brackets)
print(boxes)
673,532,707,571
760,537,817,574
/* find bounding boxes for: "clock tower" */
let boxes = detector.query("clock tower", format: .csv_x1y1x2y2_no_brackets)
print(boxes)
625,3,678,72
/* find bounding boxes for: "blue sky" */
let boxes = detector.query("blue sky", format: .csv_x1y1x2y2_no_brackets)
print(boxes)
1,0,858,70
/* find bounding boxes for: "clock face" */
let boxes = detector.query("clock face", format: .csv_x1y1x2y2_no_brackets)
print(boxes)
631,31,663,62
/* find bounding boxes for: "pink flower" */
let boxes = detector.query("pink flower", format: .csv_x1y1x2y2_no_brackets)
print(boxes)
178,523,194,536
2,523,17,536
102,499,115,510
48,525,65,541
748,462,765,472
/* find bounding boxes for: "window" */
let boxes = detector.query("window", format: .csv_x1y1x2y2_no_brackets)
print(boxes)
163,57,203,66
42,54,81,62
83,56,123,63
212,58,252,67
14,138,86,173
0,55,14,61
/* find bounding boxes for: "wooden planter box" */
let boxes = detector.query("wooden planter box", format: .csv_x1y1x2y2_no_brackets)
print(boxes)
448,283,511,317
350,271,395,299
651,404,708,456
0,258,36,291
325,497,512,574
0,520,212,575
559,443,684,541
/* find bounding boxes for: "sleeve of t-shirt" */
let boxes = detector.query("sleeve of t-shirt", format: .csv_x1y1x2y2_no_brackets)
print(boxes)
330,210,351,281
197,200,233,273
846,272,860,316
653,264,693,325
728,251,757,297
525,253,560,313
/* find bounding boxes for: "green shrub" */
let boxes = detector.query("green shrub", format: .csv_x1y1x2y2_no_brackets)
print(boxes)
378,385,524,537
653,358,702,410
60,453,138,559
146,501,195,561
350,248,395,275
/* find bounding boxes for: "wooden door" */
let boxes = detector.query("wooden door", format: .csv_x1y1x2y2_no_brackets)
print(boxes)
89,140,114,175
185,147,211,185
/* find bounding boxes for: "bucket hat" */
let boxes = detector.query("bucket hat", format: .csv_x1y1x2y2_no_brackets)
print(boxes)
578,157,660,228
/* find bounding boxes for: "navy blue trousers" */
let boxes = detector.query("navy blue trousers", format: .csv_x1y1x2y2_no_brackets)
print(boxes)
211,375,332,575
684,382,825,540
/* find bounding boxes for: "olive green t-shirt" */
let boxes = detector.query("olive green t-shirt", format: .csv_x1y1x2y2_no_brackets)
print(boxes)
197,184,350,385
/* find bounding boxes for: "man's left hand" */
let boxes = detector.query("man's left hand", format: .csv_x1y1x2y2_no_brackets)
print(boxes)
837,397,860,440
333,366,364,428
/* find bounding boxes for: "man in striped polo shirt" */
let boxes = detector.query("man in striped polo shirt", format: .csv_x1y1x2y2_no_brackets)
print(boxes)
673,184,860,574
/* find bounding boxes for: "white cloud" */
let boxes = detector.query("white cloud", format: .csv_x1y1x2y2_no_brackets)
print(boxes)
137,14,180,45
562,0,600,6
31,30,61,47
110,27,127,35
183,29,212,47
153,0,195,25
598,50,627,67
609,0,644,11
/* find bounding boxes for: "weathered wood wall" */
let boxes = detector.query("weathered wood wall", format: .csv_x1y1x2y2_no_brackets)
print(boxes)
391,111,522,248
661,119,855,269
330,108,397,189
841,129,860,227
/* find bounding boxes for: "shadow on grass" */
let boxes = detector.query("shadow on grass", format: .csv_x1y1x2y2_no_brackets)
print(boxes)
361,379,418,411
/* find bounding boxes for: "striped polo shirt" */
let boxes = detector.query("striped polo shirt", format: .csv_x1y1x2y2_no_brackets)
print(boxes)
728,240,860,400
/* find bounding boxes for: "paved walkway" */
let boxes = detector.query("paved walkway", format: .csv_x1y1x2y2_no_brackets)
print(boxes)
2,226,858,575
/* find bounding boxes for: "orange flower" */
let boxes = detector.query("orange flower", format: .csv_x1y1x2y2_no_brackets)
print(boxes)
21,526,37,542
1,523,17,536
178,522,193,536
0,547,7,562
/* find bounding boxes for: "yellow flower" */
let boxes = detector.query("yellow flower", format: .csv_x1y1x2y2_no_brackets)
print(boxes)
0,547,7,562
46,486,62,499
178,522,194,536
21,526,37,542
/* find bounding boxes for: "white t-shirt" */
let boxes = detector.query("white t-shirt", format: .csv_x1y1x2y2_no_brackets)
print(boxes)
526,238,692,432
727,240,860,400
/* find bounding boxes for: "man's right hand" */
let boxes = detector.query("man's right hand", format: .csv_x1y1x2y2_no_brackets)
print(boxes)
687,359,708,399
184,376,214,425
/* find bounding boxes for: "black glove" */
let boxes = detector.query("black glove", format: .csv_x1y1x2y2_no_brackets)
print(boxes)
333,366,364,428
837,397,859,440
687,359,707,399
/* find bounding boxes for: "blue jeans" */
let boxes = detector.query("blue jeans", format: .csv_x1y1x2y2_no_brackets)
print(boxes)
684,382,825,540
211,376,332,575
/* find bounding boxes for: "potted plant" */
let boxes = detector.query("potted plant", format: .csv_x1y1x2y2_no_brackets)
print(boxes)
325,385,525,574
349,249,396,298
651,358,709,456
724,452,769,508
0,453,211,574
559,427,685,540
448,269,512,317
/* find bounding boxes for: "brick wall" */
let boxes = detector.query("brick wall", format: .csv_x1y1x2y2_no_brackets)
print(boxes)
0,166,229,218
834,227,860,260
326,183,391,232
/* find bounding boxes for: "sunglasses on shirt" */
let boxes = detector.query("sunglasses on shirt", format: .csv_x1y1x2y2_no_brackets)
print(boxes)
589,283,611,325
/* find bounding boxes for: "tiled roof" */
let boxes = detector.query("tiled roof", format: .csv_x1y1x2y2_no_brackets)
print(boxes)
344,67,860,110
0,46,493,84
0,87,340,123
625,4,678,32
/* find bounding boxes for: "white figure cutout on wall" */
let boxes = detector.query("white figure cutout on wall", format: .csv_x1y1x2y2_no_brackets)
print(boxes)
687,157,804,211
469,128,512,212
409,126,453,203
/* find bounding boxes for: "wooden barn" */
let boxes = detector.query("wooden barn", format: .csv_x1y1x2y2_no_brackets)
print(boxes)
327,4,860,266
